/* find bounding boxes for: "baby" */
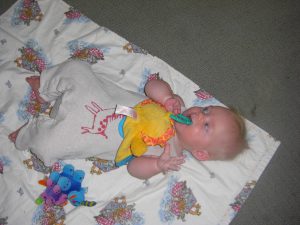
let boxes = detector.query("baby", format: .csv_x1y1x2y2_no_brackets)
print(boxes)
9,60,246,180
127,79,247,179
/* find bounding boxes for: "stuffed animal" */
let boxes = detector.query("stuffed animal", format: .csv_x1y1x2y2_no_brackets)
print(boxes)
68,190,96,207
36,175,70,207
36,164,96,207
58,165,85,195
115,99,175,166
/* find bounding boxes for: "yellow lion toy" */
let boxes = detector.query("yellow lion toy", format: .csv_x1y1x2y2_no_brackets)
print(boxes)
115,99,175,166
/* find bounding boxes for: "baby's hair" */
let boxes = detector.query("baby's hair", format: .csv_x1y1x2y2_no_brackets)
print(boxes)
212,106,248,160
228,106,248,151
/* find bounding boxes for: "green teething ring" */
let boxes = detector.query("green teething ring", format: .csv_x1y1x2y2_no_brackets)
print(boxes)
170,113,192,125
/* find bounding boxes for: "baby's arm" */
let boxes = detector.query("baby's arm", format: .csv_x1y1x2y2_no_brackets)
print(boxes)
127,144,185,180
144,79,184,114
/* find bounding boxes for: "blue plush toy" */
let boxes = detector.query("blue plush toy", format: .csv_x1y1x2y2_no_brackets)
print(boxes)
36,164,96,207
60,164,74,180
58,165,84,194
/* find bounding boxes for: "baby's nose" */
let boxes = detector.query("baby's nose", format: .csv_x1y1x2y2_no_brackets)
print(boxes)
191,112,202,121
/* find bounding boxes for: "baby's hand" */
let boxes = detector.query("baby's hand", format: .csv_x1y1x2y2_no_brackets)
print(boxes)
157,143,185,173
164,95,185,115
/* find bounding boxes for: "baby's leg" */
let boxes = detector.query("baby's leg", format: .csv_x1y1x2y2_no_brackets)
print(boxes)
9,76,47,143
26,76,46,104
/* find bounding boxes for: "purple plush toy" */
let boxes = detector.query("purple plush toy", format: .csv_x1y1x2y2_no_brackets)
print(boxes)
36,164,96,207
37,176,70,206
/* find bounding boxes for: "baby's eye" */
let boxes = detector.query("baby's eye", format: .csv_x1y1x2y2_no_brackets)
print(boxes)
202,107,209,114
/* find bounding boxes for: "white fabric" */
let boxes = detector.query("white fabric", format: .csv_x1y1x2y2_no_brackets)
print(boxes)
15,60,145,165
0,0,280,225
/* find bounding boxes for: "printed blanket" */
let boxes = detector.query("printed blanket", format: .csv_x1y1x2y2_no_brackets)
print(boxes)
0,0,280,224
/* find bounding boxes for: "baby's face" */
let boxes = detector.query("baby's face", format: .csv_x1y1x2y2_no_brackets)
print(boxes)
175,106,240,159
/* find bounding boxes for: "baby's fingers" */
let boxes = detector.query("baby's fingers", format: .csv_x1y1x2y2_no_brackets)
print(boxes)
168,164,181,171
173,156,185,164
174,101,182,114
168,157,185,170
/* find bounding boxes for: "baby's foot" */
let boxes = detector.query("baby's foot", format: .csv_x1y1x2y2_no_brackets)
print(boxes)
26,76,46,104
8,130,19,143
8,122,28,143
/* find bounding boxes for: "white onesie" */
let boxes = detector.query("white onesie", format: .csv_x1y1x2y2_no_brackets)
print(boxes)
15,60,146,166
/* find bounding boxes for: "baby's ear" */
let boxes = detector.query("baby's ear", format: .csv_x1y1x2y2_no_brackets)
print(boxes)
192,150,210,161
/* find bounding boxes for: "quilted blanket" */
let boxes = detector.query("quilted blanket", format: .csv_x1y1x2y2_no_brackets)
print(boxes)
0,0,280,224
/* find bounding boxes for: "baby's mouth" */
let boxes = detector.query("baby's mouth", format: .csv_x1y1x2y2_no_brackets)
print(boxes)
182,111,191,118
180,112,193,124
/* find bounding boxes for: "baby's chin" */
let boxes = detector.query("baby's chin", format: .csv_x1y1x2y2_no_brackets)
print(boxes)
174,120,188,132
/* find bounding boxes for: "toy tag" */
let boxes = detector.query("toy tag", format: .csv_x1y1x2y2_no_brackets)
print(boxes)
115,105,137,119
